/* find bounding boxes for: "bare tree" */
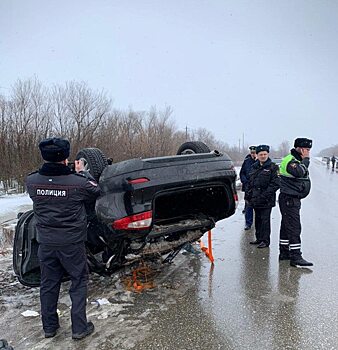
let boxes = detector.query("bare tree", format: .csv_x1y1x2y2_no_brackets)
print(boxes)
51,81,111,157
277,140,291,157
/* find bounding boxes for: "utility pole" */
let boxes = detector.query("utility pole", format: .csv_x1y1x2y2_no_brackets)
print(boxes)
185,126,188,141
242,133,245,152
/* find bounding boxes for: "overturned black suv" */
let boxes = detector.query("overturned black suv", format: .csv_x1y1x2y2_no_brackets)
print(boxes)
13,141,237,287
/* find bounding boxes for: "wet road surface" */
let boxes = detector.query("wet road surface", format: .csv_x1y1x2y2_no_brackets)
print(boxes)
1,159,338,349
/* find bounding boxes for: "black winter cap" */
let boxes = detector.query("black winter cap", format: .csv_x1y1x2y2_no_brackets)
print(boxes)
255,144,270,154
294,138,312,148
39,137,70,162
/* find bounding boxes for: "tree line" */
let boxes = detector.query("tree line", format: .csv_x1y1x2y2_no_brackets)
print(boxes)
0,78,291,193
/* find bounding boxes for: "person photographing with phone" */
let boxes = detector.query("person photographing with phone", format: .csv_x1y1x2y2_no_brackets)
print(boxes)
25,137,101,340
278,137,313,267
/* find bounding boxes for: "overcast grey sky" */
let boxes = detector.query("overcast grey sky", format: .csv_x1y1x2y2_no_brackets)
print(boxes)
1,0,338,152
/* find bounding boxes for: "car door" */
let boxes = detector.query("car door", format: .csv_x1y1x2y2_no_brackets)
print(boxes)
13,210,41,287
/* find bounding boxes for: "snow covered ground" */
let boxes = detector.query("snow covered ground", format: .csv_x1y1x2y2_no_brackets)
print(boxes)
0,194,32,249
0,194,32,222
0,192,205,349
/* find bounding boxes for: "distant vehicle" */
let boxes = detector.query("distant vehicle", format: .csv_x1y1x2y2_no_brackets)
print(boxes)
13,141,238,287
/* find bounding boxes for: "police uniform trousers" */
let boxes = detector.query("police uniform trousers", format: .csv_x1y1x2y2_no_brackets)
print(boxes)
278,192,302,255
38,242,89,334
244,200,254,227
254,207,272,245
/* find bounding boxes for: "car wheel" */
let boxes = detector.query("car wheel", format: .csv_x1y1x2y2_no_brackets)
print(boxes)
176,141,211,155
76,148,108,181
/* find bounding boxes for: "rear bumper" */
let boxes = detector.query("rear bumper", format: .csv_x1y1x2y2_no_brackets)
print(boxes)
148,218,214,239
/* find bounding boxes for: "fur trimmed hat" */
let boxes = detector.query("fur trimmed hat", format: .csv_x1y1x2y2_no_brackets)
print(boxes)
39,137,70,162
255,144,270,154
294,138,312,148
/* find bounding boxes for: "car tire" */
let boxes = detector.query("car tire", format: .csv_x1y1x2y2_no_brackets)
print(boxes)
176,141,211,155
76,148,109,181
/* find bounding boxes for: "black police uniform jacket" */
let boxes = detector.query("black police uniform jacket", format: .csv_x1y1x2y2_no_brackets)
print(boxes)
239,154,256,192
26,163,101,246
244,158,280,208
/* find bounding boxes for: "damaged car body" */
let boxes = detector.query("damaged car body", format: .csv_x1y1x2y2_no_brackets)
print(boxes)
13,142,237,287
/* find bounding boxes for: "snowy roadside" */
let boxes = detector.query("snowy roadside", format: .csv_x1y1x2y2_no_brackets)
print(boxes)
0,193,32,223
0,194,205,350
0,243,203,350
0,194,32,251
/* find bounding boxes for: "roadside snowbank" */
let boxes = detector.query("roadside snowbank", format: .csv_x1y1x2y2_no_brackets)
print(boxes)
0,194,32,220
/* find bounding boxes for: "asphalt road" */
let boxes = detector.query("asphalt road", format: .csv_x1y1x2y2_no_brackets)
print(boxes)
1,159,337,350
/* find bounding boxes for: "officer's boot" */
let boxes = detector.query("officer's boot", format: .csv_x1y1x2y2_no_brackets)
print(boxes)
290,250,313,267
279,245,290,261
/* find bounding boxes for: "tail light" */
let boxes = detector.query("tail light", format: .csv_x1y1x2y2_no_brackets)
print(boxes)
127,177,150,184
112,211,152,230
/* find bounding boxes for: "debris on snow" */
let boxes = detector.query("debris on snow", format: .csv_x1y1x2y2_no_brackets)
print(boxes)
91,298,111,307
21,310,39,317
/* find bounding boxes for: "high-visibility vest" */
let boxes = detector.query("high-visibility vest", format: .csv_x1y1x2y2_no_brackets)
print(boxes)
279,153,309,180
279,154,297,177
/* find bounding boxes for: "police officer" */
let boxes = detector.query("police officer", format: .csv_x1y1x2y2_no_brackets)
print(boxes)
239,146,257,230
26,137,101,339
245,145,279,248
278,137,313,267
